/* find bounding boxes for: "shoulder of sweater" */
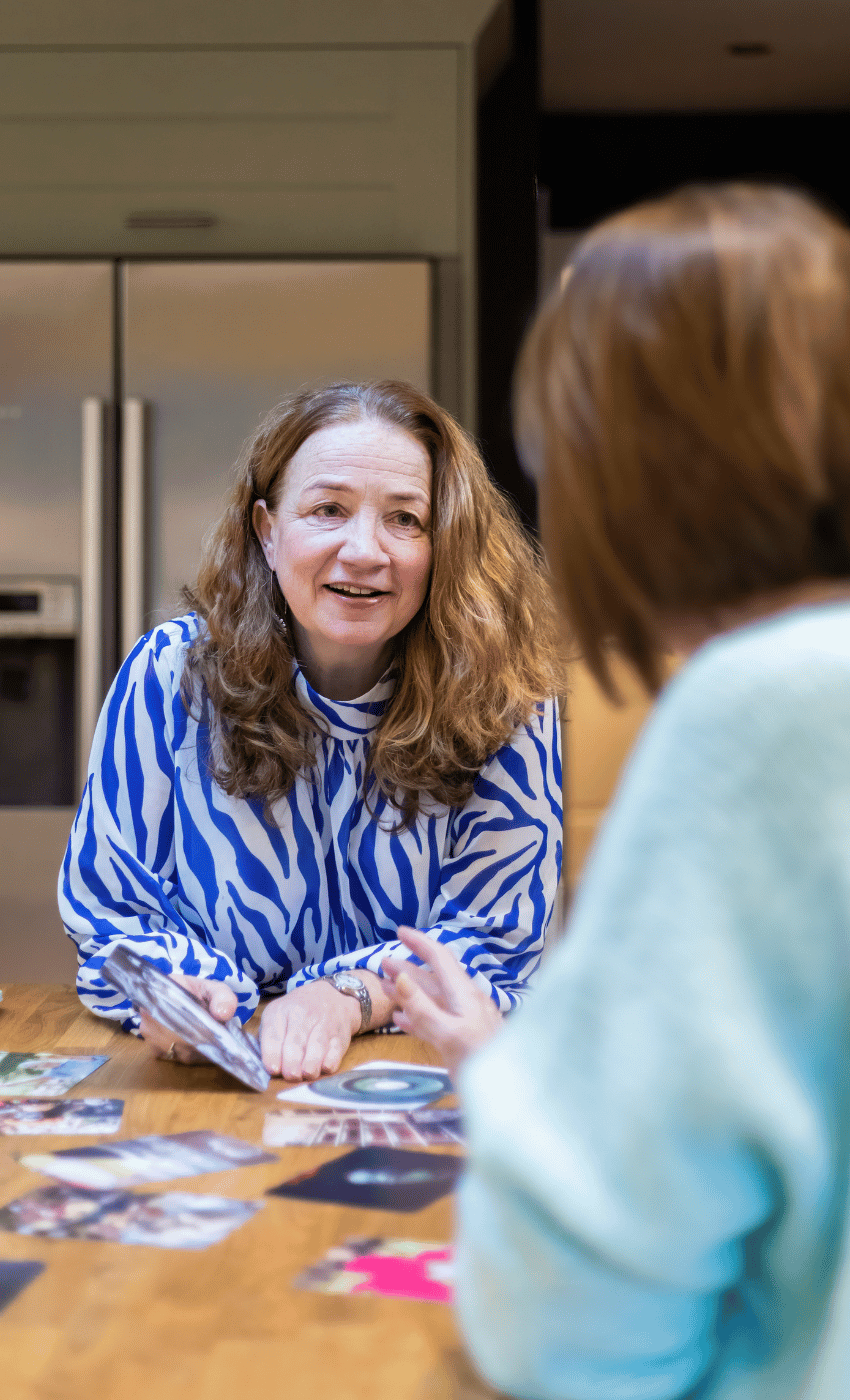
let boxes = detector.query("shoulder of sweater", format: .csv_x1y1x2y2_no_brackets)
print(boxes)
658,603,850,732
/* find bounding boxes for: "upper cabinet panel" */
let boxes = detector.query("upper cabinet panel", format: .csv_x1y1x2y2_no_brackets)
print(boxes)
0,49,459,256
0,0,498,44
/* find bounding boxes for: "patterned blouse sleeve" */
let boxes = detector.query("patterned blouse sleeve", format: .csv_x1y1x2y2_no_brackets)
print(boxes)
288,698,564,1011
58,624,260,1032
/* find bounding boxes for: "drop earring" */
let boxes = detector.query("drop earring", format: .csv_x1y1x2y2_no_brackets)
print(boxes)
268,571,288,635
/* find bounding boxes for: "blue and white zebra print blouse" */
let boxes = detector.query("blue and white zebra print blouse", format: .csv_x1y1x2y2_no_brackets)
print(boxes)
59,614,563,1032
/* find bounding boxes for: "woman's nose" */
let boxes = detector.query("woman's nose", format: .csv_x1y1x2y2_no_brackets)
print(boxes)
336,512,389,563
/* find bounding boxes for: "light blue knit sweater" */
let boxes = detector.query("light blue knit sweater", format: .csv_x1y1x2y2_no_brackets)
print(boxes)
458,603,850,1400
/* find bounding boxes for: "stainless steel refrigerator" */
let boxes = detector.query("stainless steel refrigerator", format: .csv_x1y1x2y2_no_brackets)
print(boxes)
0,260,430,980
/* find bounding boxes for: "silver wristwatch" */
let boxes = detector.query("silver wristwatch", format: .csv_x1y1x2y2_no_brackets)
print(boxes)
322,970,372,1034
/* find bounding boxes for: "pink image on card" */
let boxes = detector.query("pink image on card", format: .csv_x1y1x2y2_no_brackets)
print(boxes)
345,1246,453,1302
294,1236,454,1303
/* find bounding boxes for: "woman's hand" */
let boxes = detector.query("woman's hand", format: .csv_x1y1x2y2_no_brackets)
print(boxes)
259,980,363,1081
138,973,238,1064
381,927,503,1076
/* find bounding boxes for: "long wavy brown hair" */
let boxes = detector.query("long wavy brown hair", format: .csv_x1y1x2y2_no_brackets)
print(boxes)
515,183,850,698
182,381,566,823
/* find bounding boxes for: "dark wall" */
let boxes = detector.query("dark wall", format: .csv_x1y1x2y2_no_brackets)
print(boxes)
540,110,850,230
478,33,850,528
476,2,539,530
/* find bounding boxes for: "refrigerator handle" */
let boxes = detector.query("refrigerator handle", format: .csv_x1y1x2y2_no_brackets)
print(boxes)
121,397,147,662
80,396,106,784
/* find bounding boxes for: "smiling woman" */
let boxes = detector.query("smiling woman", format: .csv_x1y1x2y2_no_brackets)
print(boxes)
59,381,567,1084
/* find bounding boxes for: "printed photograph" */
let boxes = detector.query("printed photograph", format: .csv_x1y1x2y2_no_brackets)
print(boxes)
263,1107,464,1149
277,1060,453,1112
0,1097,123,1135
100,945,269,1092
268,1145,464,1212
0,1184,263,1249
0,1259,45,1314
0,1052,109,1098
294,1236,454,1303
21,1130,277,1188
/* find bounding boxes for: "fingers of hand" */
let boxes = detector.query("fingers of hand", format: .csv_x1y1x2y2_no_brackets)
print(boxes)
393,971,455,1043
382,957,443,1009
395,928,475,1016
380,955,406,986
170,973,238,1024
259,1007,287,1078
300,1022,334,1081
321,1035,346,1075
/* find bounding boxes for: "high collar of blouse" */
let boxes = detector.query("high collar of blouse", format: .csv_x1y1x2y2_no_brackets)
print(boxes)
292,662,397,742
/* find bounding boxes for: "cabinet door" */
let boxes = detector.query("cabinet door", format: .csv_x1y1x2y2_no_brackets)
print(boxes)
121,260,430,645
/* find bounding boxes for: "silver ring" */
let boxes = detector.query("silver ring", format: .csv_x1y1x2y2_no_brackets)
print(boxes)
163,1042,178,1062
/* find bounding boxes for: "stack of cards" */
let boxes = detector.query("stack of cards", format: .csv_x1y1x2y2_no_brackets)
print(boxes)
100,946,270,1091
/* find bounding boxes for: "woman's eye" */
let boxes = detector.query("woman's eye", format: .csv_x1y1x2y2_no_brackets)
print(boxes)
315,503,342,517
395,512,421,530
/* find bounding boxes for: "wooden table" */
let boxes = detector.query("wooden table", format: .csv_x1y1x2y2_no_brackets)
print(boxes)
0,985,492,1400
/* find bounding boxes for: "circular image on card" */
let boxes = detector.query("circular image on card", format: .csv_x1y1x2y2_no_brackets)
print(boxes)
306,1068,448,1107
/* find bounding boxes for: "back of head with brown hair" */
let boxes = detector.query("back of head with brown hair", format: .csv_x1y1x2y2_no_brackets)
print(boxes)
515,182,850,696
184,380,567,824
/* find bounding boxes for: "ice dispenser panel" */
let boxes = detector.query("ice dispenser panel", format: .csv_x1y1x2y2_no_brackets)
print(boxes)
0,580,78,806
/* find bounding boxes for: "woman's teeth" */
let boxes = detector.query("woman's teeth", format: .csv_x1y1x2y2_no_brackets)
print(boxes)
328,584,383,596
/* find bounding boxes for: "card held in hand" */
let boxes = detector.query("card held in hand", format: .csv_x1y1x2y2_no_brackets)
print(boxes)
101,946,270,1092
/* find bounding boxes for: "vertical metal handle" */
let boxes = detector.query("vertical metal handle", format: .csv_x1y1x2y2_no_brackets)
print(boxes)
80,397,105,785
121,398,146,661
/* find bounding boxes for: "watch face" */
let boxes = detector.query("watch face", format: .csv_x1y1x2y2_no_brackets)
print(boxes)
334,973,362,992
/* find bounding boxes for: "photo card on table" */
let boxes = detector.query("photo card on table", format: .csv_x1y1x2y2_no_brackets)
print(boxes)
0,1184,263,1249
21,1129,276,1188
276,1060,453,1112
0,1259,45,1314
0,1097,123,1135
100,945,270,1092
293,1236,453,1303
263,1106,464,1149
0,1052,109,1098
268,1145,464,1212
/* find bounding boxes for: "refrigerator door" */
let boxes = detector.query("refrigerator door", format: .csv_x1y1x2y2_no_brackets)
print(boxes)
0,262,114,982
121,261,431,649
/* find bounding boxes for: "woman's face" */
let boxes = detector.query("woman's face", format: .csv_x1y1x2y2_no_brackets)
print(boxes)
253,418,433,694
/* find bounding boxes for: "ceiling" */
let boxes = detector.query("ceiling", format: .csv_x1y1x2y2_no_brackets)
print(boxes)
541,0,850,110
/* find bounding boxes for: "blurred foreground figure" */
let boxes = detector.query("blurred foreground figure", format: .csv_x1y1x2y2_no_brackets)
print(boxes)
386,185,850,1399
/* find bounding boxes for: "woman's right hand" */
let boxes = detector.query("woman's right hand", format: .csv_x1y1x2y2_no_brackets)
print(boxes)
138,973,238,1064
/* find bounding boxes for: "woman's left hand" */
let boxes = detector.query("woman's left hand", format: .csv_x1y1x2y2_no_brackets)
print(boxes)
259,980,362,1081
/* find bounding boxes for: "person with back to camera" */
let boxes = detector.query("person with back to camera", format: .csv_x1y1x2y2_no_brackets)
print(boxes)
383,185,850,1399
59,380,566,1081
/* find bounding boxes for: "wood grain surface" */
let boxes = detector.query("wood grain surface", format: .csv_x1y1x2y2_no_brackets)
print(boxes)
0,985,499,1400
